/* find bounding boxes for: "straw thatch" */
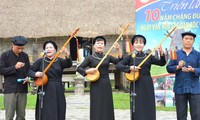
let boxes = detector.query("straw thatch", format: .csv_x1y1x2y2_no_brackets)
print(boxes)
0,0,135,38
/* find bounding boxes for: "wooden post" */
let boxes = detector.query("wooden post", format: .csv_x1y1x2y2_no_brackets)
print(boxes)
74,77,84,95
0,75,3,93
32,42,38,62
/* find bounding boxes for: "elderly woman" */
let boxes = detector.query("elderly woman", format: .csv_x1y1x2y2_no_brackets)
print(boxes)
28,40,72,120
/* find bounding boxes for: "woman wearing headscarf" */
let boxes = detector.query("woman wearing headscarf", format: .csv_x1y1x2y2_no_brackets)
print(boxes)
116,35,166,120
77,36,122,120
28,40,72,120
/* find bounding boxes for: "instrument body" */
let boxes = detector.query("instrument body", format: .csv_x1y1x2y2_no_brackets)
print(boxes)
86,70,100,82
124,71,140,81
86,23,130,82
125,26,177,81
34,74,48,86
34,28,80,86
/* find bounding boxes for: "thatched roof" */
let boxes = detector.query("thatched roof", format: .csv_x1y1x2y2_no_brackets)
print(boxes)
0,0,135,38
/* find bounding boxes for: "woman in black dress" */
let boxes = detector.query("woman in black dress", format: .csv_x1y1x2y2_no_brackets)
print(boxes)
77,36,122,120
28,40,72,120
116,35,166,120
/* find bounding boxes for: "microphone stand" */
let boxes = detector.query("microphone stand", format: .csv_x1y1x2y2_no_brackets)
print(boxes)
130,51,137,120
38,53,46,120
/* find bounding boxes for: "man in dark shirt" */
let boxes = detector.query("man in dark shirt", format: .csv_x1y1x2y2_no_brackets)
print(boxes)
0,36,30,120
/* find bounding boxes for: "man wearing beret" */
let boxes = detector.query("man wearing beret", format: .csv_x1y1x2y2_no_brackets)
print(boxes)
0,36,30,120
167,31,200,120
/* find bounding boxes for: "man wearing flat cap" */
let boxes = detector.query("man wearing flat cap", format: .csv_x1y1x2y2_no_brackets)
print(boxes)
167,31,200,120
0,36,30,120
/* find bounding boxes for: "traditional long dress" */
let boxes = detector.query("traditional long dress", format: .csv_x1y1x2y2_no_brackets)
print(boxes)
77,52,120,120
28,57,72,120
116,52,166,120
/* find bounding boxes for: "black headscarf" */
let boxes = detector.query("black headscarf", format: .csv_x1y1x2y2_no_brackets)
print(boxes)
43,40,58,51
93,36,106,45
131,35,146,45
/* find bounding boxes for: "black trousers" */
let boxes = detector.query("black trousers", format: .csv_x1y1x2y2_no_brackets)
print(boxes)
175,93,200,120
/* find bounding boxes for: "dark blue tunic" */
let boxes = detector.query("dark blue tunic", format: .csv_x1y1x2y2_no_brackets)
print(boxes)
166,49,200,94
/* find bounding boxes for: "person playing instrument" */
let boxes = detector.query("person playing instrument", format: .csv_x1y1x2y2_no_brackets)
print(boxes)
76,36,122,120
116,35,166,120
166,31,200,120
28,40,72,120
0,36,30,120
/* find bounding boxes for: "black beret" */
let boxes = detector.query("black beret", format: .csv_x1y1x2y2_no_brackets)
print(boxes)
131,35,146,45
93,36,106,45
43,40,58,51
11,36,28,46
181,31,196,38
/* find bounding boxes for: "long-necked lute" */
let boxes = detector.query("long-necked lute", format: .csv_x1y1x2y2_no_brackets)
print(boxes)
86,23,131,82
34,28,80,86
125,26,177,82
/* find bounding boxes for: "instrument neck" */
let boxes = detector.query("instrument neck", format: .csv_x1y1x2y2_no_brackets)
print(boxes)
95,23,131,69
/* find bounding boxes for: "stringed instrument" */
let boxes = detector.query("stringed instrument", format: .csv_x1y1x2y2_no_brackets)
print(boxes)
86,23,130,82
125,26,177,82
34,28,80,86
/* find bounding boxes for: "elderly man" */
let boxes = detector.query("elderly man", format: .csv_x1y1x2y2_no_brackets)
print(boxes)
0,36,30,120
167,31,200,120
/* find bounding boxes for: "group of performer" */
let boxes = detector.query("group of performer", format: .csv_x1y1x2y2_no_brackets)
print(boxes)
0,30,199,120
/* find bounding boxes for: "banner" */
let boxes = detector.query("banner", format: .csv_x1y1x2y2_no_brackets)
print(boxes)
136,0,200,107
136,0,200,51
